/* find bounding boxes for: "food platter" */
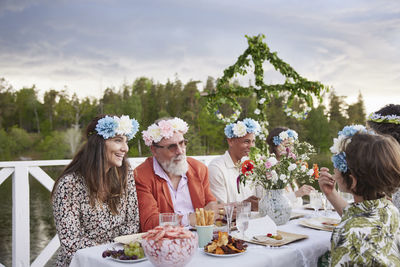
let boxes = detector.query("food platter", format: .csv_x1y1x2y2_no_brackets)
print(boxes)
109,256,147,263
114,233,145,244
203,250,247,257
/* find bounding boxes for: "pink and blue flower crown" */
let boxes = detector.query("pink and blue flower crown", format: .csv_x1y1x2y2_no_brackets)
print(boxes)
95,115,139,140
224,118,261,138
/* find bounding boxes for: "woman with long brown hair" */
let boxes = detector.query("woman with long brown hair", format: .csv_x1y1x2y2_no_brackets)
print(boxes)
51,114,140,266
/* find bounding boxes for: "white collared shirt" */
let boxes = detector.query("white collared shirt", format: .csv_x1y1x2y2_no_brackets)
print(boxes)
208,151,256,203
153,158,194,226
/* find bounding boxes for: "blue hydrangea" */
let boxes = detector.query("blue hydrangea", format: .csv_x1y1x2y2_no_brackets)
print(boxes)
224,124,235,138
332,152,348,173
95,116,118,139
273,136,281,145
126,119,140,140
287,129,296,138
243,118,261,135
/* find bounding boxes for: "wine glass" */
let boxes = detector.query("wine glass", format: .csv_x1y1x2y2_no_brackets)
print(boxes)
224,203,234,234
236,212,249,240
309,191,322,216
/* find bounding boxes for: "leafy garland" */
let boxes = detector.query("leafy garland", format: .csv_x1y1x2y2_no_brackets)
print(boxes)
206,34,327,153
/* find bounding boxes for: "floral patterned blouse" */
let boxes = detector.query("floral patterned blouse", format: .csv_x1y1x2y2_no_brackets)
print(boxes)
52,170,140,266
330,198,400,266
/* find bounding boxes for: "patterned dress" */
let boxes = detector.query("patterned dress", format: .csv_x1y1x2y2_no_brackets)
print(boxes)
330,198,400,266
52,170,140,266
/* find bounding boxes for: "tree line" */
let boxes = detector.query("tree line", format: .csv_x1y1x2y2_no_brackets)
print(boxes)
0,76,366,169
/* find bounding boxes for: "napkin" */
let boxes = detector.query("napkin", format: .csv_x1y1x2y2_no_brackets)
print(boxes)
245,215,277,238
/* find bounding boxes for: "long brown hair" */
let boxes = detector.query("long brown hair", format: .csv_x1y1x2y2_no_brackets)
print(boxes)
51,115,130,214
342,133,400,200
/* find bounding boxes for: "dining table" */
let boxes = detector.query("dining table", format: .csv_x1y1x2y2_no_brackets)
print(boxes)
70,208,340,267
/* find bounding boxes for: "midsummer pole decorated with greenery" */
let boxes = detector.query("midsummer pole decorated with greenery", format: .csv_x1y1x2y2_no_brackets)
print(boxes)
206,34,327,153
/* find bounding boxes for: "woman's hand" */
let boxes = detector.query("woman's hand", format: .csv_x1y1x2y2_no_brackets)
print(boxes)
318,167,336,196
294,185,315,198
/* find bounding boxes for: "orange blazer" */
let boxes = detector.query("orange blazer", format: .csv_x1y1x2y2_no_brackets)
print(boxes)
134,157,216,232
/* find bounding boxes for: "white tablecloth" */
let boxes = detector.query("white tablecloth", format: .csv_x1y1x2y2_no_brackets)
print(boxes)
70,209,338,267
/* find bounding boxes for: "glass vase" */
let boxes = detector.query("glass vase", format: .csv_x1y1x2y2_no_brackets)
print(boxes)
259,189,292,225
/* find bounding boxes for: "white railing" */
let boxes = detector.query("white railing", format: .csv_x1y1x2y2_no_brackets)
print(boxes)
0,155,219,267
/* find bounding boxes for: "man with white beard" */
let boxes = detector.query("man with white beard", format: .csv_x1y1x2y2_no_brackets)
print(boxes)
134,117,218,231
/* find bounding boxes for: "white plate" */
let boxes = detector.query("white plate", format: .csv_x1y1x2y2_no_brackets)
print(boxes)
253,235,284,244
203,250,247,257
114,233,145,244
298,217,340,231
109,256,147,263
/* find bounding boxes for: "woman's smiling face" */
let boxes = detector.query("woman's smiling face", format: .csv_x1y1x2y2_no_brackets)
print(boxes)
105,135,129,171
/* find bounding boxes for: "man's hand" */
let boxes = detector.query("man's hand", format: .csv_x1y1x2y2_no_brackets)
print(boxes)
295,185,315,198
244,195,259,211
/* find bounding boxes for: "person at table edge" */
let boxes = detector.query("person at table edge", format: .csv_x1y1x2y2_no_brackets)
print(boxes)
208,118,261,210
51,115,140,266
134,117,218,231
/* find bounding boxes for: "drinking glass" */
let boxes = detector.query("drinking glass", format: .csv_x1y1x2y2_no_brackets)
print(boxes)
236,201,251,215
236,212,249,240
309,191,322,216
224,203,234,234
159,213,179,226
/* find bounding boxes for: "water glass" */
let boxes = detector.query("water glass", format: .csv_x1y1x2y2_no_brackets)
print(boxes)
236,212,249,240
237,201,251,214
309,191,322,216
224,203,234,234
159,213,179,226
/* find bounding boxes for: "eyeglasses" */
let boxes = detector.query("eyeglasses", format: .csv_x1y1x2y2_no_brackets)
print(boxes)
153,139,188,152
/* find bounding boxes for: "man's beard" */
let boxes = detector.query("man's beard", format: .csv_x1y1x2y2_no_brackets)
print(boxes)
159,154,188,176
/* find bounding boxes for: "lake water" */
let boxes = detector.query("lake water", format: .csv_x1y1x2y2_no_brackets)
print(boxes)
0,167,60,267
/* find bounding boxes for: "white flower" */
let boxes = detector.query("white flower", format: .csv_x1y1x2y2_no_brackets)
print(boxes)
147,124,162,143
279,174,287,181
330,135,346,154
114,115,133,135
307,169,314,176
288,163,297,171
279,131,289,140
170,118,189,133
301,165,307,172
217,113,223,119
271,170,278,182
267,157,278,166
240,156,249,163
232,121,247,137
254,109,261,115
259,98,266,104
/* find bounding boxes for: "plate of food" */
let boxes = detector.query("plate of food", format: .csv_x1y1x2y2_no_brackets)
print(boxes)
253,233,284,244
114,233,145,244
102,241,147,263
204,231,247,257
298,217,340,231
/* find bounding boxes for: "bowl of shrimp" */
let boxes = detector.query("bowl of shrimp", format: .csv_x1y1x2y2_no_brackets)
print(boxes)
140,225,198,267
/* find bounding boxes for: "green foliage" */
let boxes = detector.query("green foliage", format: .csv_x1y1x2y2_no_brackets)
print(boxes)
35,131,70,160
206,34,328,153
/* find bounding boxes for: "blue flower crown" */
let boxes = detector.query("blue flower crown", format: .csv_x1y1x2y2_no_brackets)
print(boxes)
224,118,261,138
368,112,400,125
330,125,371,173
272,129,298,146
95,115,139,140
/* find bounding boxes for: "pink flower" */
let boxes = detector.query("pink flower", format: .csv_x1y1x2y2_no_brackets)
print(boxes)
158,120,174,139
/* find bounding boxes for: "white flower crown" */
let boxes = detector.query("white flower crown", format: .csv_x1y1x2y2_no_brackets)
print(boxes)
142,117,189,146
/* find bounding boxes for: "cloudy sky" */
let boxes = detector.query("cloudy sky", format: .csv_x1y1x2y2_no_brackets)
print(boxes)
0,0,399,115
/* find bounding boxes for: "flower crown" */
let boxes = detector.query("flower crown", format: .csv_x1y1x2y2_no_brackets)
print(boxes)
367,112,400,125
142,117,189,146
224,118,261,138
95,115,139,140
330,125,370,173
272,129,298,146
